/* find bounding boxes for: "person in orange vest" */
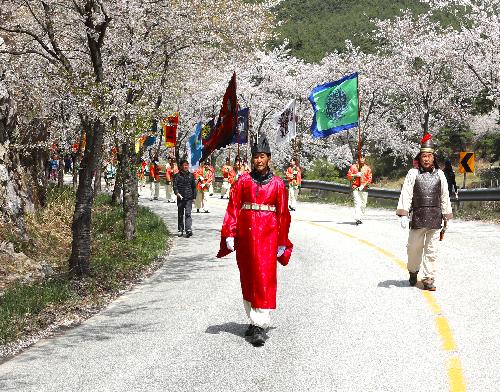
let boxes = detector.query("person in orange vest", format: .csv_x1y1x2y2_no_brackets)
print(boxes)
194,160,213,213
221,157,234,199
208,160,215,196
165,157,178,203
137,159,147,190
149,159,161,201
285,157,302,211
346,155,373,225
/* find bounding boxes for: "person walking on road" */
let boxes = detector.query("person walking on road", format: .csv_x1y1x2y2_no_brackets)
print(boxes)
217,133,293,347
443,159,459,201
165,157,178,203
194,160,213,213
396,134,453,291
221,157,234,199
347,155,373,225
285,157,302,211
173,159,196,238
149,159,161,201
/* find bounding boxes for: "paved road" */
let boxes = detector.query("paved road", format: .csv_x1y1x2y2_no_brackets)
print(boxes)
1,188,499,391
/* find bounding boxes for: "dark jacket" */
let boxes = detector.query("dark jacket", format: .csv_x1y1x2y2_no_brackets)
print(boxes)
443,169,458,194
173,170,196,200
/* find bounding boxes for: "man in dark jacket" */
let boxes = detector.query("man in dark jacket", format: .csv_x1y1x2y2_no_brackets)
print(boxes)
173,159,196,237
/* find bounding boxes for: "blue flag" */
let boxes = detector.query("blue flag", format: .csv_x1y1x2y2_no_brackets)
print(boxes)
143,136,157,148
309,73,359,139
187,123,203,170
232,107,249,144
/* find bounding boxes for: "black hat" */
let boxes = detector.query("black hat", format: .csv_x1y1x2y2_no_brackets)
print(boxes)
251,133,271,156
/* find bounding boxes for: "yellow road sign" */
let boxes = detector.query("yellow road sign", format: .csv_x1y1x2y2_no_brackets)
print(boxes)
458,152,474,174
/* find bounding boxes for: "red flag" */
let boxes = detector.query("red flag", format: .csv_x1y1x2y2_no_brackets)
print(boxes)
202,72,238,161
162,113,179,147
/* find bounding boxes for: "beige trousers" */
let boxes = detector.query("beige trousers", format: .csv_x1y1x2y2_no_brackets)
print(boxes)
222,181,231,198
288,187,299,209
407,228,440,279
195,189,208,211
353,188,368,220
165,183,175,202
149,181,160,199
243,300,271,328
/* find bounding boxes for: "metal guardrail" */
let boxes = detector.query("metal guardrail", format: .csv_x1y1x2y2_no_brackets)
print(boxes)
300,180,500,202
188,175,500,202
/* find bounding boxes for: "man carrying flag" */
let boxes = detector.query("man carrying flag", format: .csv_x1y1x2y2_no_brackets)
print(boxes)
194,160,213,213
285,157,302,211
221,157,234,199
347,155,372,225
149,158,161,201
165,157,178,203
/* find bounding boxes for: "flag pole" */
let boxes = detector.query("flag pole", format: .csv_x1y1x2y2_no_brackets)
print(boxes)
357,74,361,163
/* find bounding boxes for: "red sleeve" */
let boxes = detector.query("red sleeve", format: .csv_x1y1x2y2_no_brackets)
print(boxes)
276,179,291,246
276,178,293,265
297,168,302,185
228,168,236,184
362,166,373,186
217,177,243,258
347,165,355,181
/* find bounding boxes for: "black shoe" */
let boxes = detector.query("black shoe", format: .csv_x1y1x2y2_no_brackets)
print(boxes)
204,210,210,213
220,195,224,199
196,209,200,213
355,220,362,225
409,271,418,287
245,324,255,337
251,326,266,347
186,231,193,238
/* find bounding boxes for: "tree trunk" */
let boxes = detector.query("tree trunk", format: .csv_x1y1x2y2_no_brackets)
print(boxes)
93,163,102,194
19,118,49,208
0,78,33,238
111,158,123,205
121,139,138,240
69,118,104,276
57,156,64,187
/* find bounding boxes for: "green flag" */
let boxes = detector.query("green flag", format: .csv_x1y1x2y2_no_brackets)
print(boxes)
309,73,359,138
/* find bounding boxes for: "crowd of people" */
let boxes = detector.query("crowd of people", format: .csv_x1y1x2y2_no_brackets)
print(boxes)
135,151,303,237
131,134,457,346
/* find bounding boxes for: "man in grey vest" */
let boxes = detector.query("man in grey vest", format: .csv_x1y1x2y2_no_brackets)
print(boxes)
396,134,453,291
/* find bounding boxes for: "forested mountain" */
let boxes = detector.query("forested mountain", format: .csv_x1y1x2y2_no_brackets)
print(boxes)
271,0,454,62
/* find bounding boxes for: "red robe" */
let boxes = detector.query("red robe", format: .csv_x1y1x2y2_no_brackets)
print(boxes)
217,172,293,309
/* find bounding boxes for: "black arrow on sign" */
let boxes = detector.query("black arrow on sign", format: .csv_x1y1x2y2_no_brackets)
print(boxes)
460,153,474,173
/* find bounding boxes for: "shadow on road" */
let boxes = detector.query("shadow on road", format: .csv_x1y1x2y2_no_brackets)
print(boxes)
336,221,358,226
205,322,248,338
377,280,409,288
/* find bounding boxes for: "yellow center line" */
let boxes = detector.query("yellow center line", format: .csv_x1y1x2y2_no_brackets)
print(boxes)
302,220,467,391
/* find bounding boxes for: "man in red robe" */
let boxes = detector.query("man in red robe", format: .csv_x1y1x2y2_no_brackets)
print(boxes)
217,133,293,347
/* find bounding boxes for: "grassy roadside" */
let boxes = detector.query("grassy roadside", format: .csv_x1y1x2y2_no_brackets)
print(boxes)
0,187,169,348
299,189,500,224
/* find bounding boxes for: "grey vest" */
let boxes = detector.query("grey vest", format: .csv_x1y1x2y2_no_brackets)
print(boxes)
411,169,442,229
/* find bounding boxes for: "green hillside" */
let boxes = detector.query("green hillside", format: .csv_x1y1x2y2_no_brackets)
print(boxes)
271,0,452,62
